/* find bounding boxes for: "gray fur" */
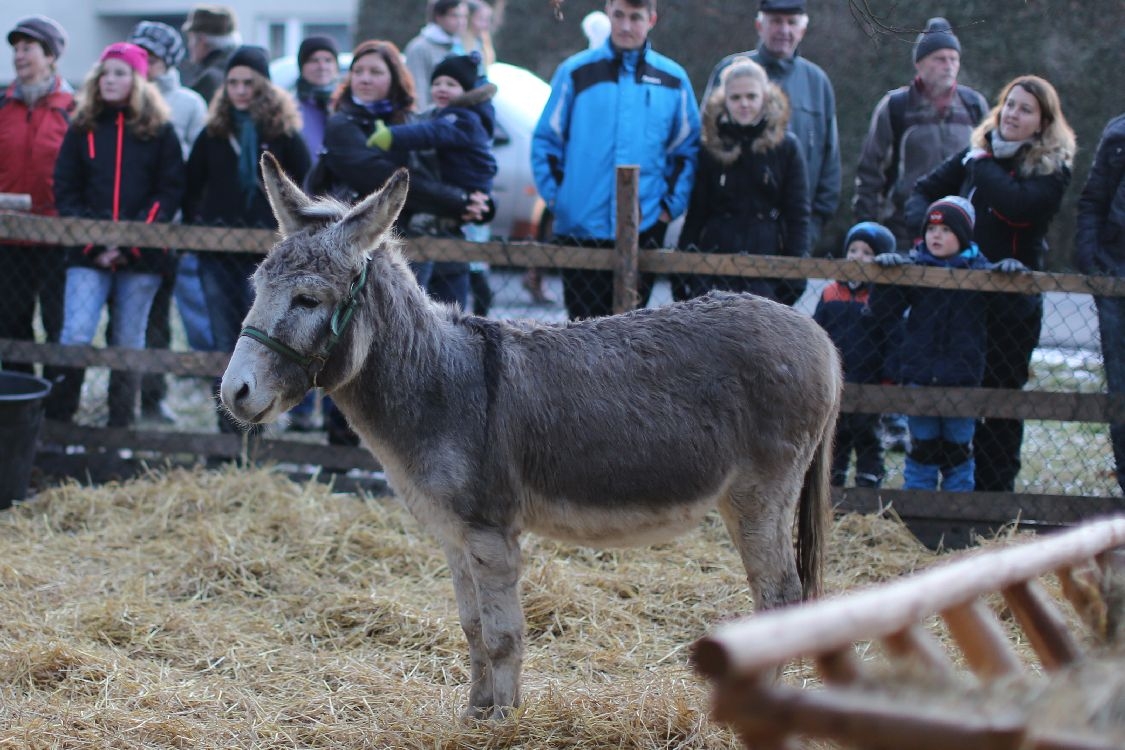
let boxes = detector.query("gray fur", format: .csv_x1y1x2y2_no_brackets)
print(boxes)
221,154,843,719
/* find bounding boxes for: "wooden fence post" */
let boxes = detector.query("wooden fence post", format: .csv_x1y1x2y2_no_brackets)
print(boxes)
613,165,640,314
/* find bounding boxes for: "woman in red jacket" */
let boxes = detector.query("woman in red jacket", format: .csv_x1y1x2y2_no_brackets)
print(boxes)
0,16,73,375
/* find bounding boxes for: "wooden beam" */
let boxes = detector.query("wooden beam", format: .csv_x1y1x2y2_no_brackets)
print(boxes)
691,517,1125,680
834,487,1125,527
4,214,1125,296
942,600,1024,680
1001,580,1083,670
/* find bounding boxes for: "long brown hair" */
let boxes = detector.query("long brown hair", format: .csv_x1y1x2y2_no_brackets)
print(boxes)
71,61,170,140
205,68,302,141
971,74,1076,177
331,40,416,124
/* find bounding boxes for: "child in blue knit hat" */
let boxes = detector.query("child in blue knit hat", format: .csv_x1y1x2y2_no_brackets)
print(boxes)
814,221,896,487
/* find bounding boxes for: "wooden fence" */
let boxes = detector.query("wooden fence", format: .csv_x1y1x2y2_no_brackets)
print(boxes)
3,183,1124,544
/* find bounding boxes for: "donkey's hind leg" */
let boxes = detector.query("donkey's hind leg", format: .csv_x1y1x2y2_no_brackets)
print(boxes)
718,471,804,612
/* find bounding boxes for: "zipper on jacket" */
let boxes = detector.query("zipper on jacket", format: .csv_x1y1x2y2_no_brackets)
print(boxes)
113,111,123,222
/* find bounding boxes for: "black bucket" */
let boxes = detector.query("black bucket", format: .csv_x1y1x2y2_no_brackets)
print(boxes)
0,372,52,508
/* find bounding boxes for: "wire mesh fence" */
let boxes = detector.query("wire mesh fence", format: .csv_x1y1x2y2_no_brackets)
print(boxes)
1,208,1123,516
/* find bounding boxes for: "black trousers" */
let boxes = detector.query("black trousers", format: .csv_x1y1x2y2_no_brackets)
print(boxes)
0,243,65,375
557,222,666,320
974,296,1042,492
831,411,884,487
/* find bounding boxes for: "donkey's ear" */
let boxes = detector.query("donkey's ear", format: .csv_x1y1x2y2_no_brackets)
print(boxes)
339,168,410,257
261,152,314,237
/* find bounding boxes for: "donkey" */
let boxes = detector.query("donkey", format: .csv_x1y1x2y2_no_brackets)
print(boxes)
221,153,843,719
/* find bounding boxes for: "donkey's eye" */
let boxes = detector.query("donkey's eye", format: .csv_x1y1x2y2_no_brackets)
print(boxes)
293,294,320,309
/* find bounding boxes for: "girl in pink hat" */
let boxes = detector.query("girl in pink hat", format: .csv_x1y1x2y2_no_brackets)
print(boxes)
44,42,185,427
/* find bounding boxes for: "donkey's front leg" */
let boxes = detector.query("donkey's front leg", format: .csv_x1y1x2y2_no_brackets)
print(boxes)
443,541,494,717
463,524,524,718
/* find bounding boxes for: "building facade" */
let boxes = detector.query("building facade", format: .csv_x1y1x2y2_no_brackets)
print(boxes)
2,0,355,85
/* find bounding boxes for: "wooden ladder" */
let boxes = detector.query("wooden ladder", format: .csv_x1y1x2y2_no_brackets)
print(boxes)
692,515,1125,750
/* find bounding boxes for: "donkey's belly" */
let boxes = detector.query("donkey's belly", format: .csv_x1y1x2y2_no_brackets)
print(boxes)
523,491,721,547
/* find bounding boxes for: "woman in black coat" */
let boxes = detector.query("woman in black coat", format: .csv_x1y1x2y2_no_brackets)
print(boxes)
677,56,810,305
184,46,310,357
183,46,310,432
316,39,488,291
906,75,1076,492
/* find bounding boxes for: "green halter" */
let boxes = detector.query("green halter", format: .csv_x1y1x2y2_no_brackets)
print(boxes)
239,263,368,388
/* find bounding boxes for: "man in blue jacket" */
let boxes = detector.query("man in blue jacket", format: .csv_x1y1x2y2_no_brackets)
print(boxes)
703,0,840,256
532,0,700,320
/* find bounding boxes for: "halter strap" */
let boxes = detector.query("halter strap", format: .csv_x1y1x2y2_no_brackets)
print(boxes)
238,263,369,388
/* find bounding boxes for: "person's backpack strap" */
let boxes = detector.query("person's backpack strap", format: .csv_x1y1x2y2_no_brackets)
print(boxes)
885,88,910,186
957,86,985,128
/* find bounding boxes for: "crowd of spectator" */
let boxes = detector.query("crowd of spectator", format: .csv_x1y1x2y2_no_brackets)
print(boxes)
0,0,1120,494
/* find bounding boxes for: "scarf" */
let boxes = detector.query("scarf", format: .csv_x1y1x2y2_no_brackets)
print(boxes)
297,77,335,110
989,129,1033,160
152,68,183,96
14,76,55,106
719,116,768,143
420,22,466,53
232,109,260,209
351,96,395,120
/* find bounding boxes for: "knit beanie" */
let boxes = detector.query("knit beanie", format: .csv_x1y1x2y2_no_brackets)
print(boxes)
913,17,961,63
226,45,271,81
843,221,896,257
924,196,975,250
431,53,479,92
298,35,338,69
7,15,67,59
100,42,149,78
129,21,187,68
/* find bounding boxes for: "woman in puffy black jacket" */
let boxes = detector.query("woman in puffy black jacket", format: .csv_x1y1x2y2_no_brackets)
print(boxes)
677,56,809,305
316,40,487,288
906,74,1075,492
47,42,184,426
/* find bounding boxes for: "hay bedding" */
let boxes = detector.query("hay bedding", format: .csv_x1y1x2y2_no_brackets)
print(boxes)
0,467,1049,749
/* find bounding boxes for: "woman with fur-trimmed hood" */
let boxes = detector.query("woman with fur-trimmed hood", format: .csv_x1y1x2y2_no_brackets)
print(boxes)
905,74,1076,494
676,56,809,305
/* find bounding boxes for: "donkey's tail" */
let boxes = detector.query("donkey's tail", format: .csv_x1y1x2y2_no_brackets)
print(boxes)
796,413,835,600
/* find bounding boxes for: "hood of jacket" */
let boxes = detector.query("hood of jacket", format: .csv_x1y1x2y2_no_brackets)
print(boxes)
446,82,497,135
973,126,1075,178
701,81,790,166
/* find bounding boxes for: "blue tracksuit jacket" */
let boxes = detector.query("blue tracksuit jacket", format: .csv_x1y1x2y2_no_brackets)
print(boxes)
532,39,700,240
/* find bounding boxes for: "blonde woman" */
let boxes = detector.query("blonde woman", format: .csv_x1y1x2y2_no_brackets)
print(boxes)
46,42,184,426
906,74,1076,492
183,45,310,432
677,56,809,304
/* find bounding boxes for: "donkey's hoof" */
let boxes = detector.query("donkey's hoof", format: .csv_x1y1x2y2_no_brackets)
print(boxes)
461,704,513,722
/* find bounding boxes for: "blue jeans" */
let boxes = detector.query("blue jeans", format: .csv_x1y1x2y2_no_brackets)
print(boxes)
197,252,257,353
904,415,976,491
173,252,214,351
1097,294,1125,494
61,266,162,349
